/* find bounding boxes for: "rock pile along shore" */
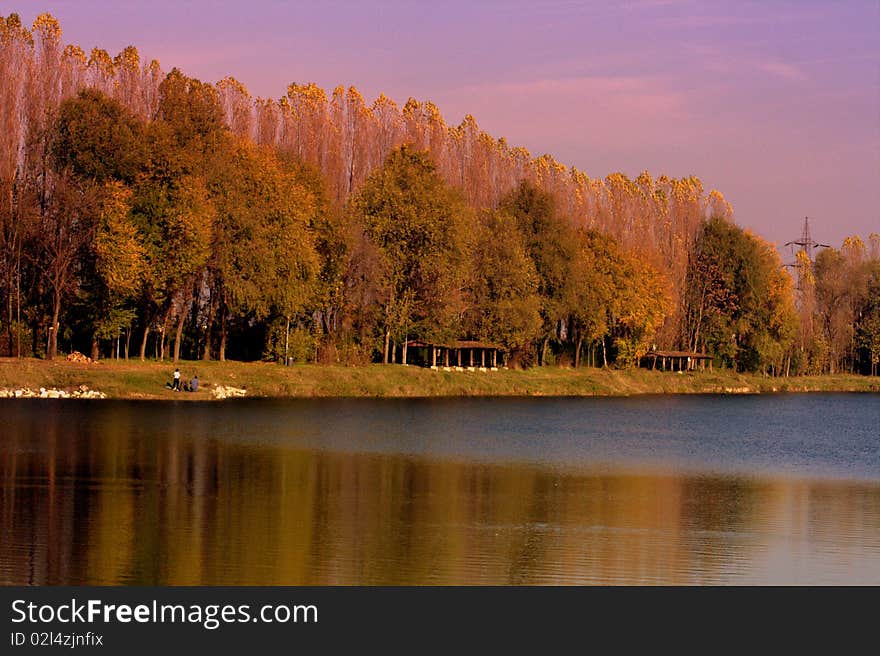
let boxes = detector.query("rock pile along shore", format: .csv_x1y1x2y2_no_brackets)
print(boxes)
211,385,247,399
0,385,106,399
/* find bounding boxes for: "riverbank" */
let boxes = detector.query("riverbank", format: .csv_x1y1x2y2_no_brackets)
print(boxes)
0,357,877,400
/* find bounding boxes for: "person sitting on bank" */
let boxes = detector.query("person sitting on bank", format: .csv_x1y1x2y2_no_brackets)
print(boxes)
189,375,199,392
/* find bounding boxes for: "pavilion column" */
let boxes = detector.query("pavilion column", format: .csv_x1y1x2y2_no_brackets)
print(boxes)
492,350,497,368
444,349,449,366
469,349,474,367
481,350,486,367
432,347,437,367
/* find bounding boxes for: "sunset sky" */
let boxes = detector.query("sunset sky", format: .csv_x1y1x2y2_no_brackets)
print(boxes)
4,0,878,253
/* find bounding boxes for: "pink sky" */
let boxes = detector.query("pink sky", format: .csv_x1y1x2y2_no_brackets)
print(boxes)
3,0,878,255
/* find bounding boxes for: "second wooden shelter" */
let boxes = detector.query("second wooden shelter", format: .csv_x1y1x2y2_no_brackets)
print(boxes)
404,340,502,368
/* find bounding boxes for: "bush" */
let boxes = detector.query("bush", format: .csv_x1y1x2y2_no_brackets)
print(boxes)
332,340,374,366
263,319,315,364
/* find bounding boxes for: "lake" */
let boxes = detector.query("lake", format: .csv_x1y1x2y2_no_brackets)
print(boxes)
1,394,878,585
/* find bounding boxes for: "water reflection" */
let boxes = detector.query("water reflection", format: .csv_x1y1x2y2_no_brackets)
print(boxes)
1,399,879,585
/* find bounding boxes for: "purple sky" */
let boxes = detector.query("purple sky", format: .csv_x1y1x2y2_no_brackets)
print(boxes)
4,1,878,254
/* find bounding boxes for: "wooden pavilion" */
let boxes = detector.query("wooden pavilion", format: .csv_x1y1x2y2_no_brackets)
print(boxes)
404,339,503,369
640,350,714,372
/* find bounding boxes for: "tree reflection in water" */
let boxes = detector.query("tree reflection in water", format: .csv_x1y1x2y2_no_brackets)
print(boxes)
2,398,879,585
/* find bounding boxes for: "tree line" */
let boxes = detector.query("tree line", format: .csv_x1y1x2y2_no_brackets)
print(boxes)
1,13,877,374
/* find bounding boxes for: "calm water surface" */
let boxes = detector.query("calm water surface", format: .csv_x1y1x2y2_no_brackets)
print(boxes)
1,394,878,585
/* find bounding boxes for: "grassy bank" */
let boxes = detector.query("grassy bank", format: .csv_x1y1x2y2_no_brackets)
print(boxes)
0,357,877,400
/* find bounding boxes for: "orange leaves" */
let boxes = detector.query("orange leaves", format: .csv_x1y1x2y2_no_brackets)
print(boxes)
88,47,114,77
96,182,145,298
62,44,86,66
286,81,328,108
113,45,140,72
32,12,61,44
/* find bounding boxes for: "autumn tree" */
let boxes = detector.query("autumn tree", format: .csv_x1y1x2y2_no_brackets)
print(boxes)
50,90,148,358
350,145,468,362
565,230,615,368
0,14,32,355
276,155,344,360
813,237,875,374
685,216,796,373
87,182,146,358
463,210,542,351
25,172,98,359
53,88,145,184
856,259,880,375
500,181,575,365
205,139,318,361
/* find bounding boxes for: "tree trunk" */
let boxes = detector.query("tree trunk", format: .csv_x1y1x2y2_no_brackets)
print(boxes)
16,247,21,359
48,290,61,360
575,337,583,368
90,337,99,361
5,279,12,357
139,325,150,361
383,329,391,364
540,336,549,367
284,316,290,365
601,337,608,368
202,295,215,361
219,302,227,362
158,317,167,360
125,327,131,360
173,302,187,363
156,308,171,361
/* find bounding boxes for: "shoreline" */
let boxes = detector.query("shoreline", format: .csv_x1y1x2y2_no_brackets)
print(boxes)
0,357,877,400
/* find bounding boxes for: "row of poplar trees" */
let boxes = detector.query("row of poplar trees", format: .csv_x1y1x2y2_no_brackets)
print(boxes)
1,13,878,373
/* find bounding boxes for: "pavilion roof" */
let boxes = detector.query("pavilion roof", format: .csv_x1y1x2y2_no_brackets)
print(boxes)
644,350,713,359
406,339,503,350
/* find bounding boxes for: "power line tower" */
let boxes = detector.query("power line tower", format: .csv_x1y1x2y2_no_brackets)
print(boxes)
785,216,830,265
784,217,829,368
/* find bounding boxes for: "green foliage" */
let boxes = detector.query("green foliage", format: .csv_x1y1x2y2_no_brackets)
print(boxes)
95,182,145,299
157,68,224,148
351,145,468,347
53,89,145,183
500,181,575,342
463,210,542,349
263,318,315,364
686,216,797,373
206,138,318,323
567,229,669,367
855,260,880,374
